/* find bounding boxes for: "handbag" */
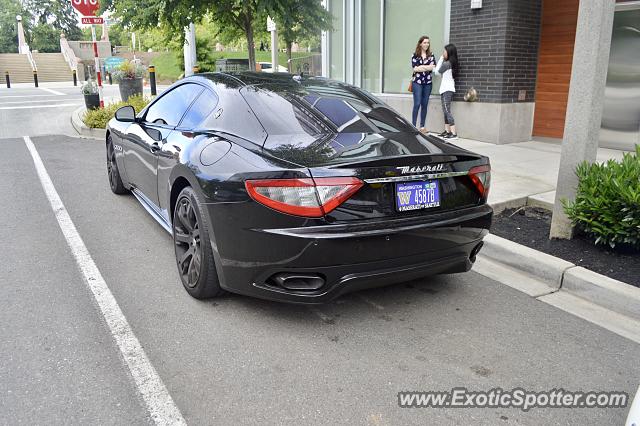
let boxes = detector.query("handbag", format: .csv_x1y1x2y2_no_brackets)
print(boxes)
408,73,415,92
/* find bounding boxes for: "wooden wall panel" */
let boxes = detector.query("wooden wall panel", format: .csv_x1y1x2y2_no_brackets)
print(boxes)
532,0,580,138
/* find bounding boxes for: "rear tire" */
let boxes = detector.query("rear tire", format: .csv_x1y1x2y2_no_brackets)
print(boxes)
107,136,128,195
172,186,223,299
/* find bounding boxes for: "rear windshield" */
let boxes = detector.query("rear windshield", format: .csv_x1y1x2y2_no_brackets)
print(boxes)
240,80,416,136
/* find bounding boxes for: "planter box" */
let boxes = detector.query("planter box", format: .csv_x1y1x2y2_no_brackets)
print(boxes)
118,77,143,101
84,93,100,110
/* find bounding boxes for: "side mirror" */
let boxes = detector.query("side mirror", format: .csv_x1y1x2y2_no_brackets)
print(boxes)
114,105,136,122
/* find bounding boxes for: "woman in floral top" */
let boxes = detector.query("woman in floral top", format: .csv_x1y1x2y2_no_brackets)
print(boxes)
411,36,436,133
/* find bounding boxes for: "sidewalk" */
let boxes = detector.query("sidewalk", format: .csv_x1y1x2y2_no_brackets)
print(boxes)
452,137,627,211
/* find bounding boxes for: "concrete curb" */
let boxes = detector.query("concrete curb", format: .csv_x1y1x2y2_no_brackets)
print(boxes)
526,191,555,210
480,233,573,291
71,106,106,140
474,233,640,323
562,267,640,320
488,197,528,215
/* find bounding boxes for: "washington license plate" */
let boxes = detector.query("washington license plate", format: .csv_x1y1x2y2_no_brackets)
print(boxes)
395,180,441,212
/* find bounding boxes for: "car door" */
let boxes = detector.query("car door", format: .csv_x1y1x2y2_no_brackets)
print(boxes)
157,87,220,215
122,83,204,206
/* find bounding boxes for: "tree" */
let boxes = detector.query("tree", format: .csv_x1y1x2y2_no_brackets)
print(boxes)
272,0,331,64
206,1,276,71
102,0,288,71
25,0,82,41
0,0,30,53
31,24,61,52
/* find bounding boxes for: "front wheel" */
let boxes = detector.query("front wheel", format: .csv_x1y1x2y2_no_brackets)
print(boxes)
172,186,223,299
107,136,128,194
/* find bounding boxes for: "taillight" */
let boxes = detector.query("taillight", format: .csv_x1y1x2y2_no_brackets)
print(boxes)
245,177,364,218
468,164,491,201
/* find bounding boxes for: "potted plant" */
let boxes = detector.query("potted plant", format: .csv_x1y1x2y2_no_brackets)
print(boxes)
112,60,145,101
81,79,100,110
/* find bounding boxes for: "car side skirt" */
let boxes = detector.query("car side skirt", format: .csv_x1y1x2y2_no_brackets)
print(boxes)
131,188,173,234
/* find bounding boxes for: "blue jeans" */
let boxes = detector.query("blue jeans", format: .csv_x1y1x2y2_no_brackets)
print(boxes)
412,82,432,128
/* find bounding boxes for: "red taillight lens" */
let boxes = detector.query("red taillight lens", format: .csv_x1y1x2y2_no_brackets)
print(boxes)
468,164,491,201
245,177,364,218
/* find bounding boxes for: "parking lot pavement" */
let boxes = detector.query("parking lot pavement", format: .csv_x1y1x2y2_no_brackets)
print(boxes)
0,132,636,425
0,138,151,424
0,85,163,139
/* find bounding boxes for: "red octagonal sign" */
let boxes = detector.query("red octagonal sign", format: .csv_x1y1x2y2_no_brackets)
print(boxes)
71,0,100,17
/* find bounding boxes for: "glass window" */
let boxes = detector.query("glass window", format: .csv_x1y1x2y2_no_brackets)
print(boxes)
329,0,344,80
179,90,219,129
241,80,415,136
144,83,204,126
383,0,446,94
362,0,381,92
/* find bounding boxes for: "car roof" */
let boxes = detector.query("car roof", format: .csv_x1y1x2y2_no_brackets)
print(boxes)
186,71,336,91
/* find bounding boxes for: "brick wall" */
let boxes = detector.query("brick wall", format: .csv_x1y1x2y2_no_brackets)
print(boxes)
449,0,542,103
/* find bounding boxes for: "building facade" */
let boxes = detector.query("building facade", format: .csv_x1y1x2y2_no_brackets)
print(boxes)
321,0,640,150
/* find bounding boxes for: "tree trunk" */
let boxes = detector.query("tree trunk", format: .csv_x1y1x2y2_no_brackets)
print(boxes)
286,40,293,73
244,12,256,71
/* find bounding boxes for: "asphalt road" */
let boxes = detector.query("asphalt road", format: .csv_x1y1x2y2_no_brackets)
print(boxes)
0,85,638,425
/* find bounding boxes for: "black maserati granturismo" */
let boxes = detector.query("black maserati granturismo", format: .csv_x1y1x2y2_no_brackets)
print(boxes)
105,72,492,303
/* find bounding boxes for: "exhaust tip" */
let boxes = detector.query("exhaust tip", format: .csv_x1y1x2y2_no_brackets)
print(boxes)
269,272,325,291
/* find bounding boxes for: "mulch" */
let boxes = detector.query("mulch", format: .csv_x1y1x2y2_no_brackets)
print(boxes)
490,207,639,288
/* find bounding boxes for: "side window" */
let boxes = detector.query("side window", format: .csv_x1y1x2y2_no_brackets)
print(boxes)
178,89,219,129
144,83,204,126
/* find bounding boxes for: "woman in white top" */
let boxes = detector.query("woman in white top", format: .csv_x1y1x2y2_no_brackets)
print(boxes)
435,44,459,140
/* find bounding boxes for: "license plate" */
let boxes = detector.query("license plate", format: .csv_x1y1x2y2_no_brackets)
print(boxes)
395,180,441,212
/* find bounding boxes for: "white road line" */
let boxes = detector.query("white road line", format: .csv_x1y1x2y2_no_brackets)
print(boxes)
40,87,65,95
0,94,74,99
356,294,385,311
0,103,80,110
22,136,186,426
0,99,79,105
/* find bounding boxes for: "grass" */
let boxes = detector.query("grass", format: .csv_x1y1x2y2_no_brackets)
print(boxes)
152,52,183,83
151,51,313,82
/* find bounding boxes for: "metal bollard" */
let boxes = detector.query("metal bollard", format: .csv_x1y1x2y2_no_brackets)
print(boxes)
148,65,157,96
5,71,10,88
192,65,200,74
73,69,77,86
108,72,113,85
33,70,38,87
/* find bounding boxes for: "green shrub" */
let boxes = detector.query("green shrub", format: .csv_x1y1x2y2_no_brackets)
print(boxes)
564,145,640,250
82,95,151,129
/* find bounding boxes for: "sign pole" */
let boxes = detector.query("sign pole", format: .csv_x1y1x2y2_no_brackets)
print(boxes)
91,24,104,108
267,16,277,72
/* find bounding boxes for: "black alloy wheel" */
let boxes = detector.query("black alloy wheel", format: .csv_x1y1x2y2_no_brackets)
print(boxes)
172,186,223,299
174,196,201,288
107,136,127,194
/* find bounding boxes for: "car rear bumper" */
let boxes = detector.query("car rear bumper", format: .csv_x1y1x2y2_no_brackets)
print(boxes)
206,203,492,304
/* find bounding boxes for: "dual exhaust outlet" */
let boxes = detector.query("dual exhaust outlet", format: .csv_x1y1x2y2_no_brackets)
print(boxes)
268,241,484,293
269,272,325,291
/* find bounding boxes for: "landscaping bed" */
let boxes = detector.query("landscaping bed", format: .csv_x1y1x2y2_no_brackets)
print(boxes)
491,207,639,287
82,95,151,129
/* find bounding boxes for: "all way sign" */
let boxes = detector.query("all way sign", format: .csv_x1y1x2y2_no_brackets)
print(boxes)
81,17,103,24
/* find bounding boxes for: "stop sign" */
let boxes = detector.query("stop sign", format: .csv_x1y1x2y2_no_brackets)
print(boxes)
71,0,100,17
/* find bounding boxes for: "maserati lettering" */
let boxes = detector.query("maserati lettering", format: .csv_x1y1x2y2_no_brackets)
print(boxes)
397,164,445,174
